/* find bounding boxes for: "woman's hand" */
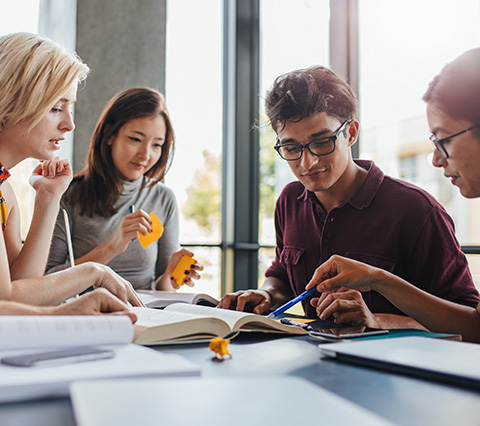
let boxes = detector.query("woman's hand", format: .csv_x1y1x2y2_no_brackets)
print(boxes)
305,255,381,294
29,157,73,199
106,209,153,256
167,248,203,290
52,288,138,323
87,262,145,307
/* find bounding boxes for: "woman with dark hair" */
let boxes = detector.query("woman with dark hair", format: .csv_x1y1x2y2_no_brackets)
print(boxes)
306,49,480,343
47,87,202,291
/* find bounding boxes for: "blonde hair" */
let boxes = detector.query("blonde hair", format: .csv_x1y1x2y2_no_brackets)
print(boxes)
0,32,90,133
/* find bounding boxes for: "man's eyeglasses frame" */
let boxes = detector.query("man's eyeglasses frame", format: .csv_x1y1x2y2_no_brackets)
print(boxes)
273,119,352,161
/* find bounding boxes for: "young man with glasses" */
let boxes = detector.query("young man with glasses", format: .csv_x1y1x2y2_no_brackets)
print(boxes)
218,66,479,330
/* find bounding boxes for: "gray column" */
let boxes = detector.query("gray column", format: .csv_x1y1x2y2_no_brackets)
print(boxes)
75,0,167,172
222,0,260,293
38,0,167,172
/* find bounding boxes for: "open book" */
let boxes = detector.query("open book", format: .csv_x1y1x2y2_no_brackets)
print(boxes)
0,316,200,403
132,304,308,344
137,290,219,308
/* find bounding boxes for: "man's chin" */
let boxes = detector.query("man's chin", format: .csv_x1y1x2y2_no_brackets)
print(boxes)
299,180,328,193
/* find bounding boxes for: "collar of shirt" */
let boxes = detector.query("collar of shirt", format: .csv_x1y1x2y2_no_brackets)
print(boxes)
297,159,385,211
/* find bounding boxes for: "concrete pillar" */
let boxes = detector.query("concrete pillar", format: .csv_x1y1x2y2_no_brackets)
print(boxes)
39,0,167,172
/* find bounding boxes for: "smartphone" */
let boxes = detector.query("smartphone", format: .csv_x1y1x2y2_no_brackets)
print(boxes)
309,329,389,342
1,347,115,367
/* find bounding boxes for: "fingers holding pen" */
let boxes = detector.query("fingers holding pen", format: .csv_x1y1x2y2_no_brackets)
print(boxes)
108,209,153,254
124,209,153,239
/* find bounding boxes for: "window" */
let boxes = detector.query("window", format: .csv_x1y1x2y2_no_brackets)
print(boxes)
358,0,480,287
258,0,330,286
165,0,223,297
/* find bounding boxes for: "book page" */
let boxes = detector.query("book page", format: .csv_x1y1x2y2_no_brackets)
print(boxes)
0,316,134,351
163,304,255,330
131,307,231,343
163,304,305,334
137,291,218,308
132,306,212,326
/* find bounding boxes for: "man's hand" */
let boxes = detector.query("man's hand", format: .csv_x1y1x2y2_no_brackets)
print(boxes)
312,287,377,328
52,288,137,323
217,289,272,314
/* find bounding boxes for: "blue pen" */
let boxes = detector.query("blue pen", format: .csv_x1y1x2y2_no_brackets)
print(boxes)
267,286,318,319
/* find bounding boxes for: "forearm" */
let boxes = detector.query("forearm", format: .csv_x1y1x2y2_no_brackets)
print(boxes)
373,269,480,341
74,240,119,266
155,255,183,290
372,313,426,330
261,277,294,310
0,300,56,315
155,272,176,291
9,263,101,306
10,193,60,279
46,224,118,271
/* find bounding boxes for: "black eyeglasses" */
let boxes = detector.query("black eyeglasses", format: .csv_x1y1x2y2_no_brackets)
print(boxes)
430,123,480,159
274,119,352,161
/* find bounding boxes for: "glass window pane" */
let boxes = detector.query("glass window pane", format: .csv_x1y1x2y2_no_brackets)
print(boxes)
359,0,480,287
165,0,222,293
165,0,222,245
359,0,480,246
259,0,330,247
176,246,222,299
1,1,40,240
466,255,480,293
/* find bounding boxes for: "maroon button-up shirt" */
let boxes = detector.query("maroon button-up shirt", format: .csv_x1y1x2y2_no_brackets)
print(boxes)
266,160,479,318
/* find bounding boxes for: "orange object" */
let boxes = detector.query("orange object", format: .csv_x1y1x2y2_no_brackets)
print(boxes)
209,336,231,359
170,254,197,286
138,212,164,249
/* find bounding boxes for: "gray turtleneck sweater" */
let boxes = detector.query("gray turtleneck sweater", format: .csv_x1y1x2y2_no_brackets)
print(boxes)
46,176,179,290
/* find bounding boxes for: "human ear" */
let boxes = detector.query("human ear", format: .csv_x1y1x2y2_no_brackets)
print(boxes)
346,120,360,146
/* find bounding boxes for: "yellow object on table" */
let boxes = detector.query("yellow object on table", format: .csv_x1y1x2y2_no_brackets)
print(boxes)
209,336,231,359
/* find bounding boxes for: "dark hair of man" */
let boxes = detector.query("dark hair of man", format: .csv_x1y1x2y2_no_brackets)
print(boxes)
423,48,480,138
67,87,175,217
264,65,358,132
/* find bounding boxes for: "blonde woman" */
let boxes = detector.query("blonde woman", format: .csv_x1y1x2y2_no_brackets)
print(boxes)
0,32,142,313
